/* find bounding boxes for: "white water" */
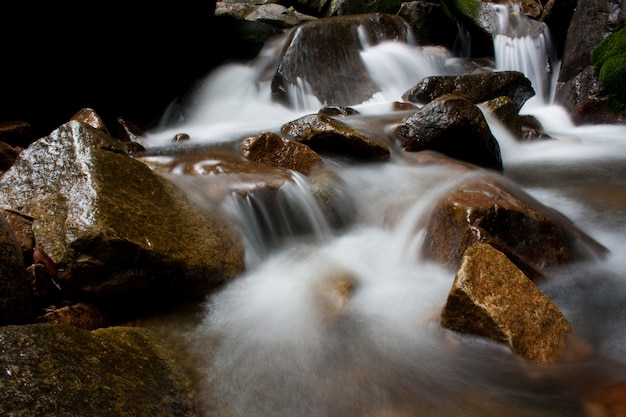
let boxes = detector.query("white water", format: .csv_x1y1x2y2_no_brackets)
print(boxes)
144,8,626,417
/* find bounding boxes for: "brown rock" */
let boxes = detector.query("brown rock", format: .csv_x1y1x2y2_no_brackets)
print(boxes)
0,324,197,416
483,95,523,139
271,13,411,107
281,111,390,161
70,108,109,134
422,175,608,280
0,121,245,320
36,302,110,330
240,131,324,175
441,243,586,363
402,71,535,111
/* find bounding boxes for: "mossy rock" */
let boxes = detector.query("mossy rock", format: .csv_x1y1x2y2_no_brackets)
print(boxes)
592,26,626,116
452,0,481,19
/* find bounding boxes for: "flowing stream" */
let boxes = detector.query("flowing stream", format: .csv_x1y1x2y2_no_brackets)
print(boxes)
144,7,626,417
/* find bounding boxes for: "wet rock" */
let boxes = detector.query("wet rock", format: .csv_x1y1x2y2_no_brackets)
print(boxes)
309,169,355,230
281,111,390,161
2,208,35,256
112,117,147,144
245,3,317,27
393,95,503,171
240,131,324,175
0,121,245,321
70,108,110,134
36,302,110,330
441,242,588,364
0,214,34,324
270,13,411,107
555,0,626,124
422,175,609,280
402,71,535,111
583,381,626,417
482,95,523,139
0,323,197,416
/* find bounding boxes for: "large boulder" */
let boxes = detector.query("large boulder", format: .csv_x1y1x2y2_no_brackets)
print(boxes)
281,109,391,161
441,242,589,364
0,324,197,416
0,121,245,321
422,175,608,280
270,13,412,107
554,0,626,124
393,95,503,171
401,71,535,111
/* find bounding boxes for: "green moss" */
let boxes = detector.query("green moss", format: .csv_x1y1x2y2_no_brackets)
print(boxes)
452,0,481,19
592,26,626,116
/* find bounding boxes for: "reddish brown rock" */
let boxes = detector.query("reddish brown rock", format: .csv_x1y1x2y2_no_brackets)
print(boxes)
240,131,324,175
70,108,109,134
422,175,608,280
441,243,589,363
281,111,390,161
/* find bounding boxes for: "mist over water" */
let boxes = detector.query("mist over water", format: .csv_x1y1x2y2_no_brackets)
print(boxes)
144,7,626,417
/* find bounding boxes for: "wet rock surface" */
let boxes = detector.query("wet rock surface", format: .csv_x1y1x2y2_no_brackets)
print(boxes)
0,323,197,417
394,94,503,171
441,242,590,364
0,120,245,322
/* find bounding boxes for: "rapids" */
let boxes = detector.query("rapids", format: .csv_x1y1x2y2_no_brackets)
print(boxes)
144,6,626,417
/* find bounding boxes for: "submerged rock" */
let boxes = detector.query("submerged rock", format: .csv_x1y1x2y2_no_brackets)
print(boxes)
0,324,197,416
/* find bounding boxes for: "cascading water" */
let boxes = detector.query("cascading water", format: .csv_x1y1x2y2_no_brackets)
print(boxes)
492,2,559,106
144,7,626,417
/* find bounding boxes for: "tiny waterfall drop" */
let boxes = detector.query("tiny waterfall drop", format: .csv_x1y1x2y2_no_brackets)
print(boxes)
225,171,334,266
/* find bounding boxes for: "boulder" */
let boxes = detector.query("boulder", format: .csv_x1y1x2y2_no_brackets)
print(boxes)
482,95,523,139
240,131,325,175
422,175,608,280
393,95,503,171
402,71,535,111
441,242,589,364
0,121,245,321
281,111,391,161
0,324,197,417
270,13,411,107
555,0,626,124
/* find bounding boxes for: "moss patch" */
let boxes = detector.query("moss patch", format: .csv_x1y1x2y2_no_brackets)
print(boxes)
592,26,626,116
452,0,481,19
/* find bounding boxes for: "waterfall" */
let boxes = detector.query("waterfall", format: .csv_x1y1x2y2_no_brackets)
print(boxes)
225,171,333,266
141,11,626,417
492,3,559,106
